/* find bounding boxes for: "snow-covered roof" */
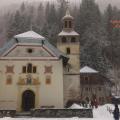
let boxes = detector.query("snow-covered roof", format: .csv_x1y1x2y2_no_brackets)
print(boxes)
14,31,45,40
0,31,69,63
80,66,99,73
58,30,79,36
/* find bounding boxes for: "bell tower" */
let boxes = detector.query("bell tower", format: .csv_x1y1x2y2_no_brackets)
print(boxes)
57,2,80,105
57,4,80,73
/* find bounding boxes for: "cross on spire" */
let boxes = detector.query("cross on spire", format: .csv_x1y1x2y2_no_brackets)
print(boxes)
65,0,70,15
65,0,70,9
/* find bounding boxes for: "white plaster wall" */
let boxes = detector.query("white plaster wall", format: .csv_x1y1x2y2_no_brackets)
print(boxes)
0,59,64,110
63,74,80,105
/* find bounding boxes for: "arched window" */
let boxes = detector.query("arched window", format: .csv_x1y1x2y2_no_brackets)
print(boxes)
66,47,70,54
27,63,32,73
22,66,26,73
71,37,76,43
62,37,67,43
69,21,72,28
65,21,67,28
33,66,37,73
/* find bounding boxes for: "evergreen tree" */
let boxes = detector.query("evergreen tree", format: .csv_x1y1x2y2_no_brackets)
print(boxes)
35,3,45,33
76,0,101,37
6,11,21,39
81,24,109,73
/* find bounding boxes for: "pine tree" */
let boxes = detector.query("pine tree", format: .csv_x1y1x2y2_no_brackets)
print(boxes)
76,0,101,37
6,11,21,39
81,24,109,74
35,3,45,33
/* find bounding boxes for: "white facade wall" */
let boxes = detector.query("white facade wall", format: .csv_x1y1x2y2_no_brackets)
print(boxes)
0,59,64,111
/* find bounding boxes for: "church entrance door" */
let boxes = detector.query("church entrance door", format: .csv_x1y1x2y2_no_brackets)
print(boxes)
22,90,35,111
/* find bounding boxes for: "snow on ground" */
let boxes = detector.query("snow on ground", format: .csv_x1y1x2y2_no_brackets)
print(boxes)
0,104,119,120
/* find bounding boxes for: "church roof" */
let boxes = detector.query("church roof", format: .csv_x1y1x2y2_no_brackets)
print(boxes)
80,66,99,73
14,31,45,40
0,31,69,63
58,30,79,36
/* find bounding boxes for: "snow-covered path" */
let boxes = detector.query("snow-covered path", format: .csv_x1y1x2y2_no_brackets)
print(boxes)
0,104,118,120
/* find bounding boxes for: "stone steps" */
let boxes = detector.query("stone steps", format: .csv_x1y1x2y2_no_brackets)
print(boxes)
15,112,31,117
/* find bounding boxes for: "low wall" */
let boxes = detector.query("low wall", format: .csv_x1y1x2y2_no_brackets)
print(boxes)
0,110,16,117
31,108,93,118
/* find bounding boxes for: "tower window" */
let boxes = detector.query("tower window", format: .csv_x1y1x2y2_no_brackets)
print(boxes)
65,21,67,28
71,37,76,43
69,21,72,28
62,37,67,43
66,48,70,54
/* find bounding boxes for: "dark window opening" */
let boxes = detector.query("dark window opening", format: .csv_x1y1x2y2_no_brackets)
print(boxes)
27,63,32,73
69,21,72,28
62,37,67,43
71,37,76,43
23,66,26,73
27,48,33,54
65,21,67,28
33,66,37,73
66,48,70,54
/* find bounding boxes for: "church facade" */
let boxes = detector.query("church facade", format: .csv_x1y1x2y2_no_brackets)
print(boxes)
0,8,80,111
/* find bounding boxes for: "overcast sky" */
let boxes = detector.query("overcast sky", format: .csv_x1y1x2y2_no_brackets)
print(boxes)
0,0,120,11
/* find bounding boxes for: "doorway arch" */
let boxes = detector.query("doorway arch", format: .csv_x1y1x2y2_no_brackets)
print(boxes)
22,90,35,111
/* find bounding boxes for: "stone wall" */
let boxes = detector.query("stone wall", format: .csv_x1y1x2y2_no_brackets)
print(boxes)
31,108,93,118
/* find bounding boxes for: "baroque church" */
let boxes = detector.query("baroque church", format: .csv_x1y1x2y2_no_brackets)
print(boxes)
0,7,80,111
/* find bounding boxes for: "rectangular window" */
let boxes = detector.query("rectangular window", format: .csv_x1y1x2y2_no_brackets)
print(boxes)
22,66,26,73
69,21,72,28
66,48,70,54
84,76,89,84
33,66,37,73
27,64,32,73
65,21,67,28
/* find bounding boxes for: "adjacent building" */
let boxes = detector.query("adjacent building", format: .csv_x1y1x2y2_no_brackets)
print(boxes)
80,66,112,104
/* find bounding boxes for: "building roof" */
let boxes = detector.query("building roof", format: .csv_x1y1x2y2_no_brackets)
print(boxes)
80,66,99,73
14,31,45,40
62,8,74,20
0,31,69,63
58,30,79,36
